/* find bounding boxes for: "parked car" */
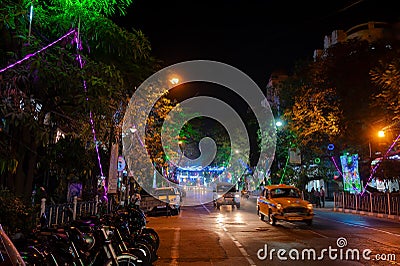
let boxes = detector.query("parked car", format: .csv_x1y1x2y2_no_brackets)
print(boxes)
257,184,313,225
153,187,181,215
213,182,240,209
177,187,186,199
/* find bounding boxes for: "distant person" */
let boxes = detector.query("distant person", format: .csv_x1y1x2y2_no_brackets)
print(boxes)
320,186,325,208
310,187,315,205
314,188,321,208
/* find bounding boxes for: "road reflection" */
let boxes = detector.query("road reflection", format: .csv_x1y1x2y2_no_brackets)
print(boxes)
181,187,213,206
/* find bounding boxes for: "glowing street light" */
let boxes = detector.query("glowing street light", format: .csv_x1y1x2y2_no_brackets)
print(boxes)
276,120,283,127
170,77,180,85
378,130,385,138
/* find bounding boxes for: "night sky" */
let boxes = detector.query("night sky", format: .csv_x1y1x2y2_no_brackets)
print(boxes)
113,0,399,167
115,0,398,88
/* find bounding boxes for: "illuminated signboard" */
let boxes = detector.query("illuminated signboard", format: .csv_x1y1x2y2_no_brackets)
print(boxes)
340,153,362,193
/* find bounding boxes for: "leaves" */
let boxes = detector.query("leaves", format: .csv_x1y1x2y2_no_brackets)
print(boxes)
0,0,156,197
371,59,400,121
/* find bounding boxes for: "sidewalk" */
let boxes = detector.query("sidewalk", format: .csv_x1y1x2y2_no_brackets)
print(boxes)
312,200,334,210
318,200,400,222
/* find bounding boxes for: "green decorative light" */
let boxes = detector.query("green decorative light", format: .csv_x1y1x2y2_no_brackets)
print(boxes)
49,0,133,17
314,158,321,164
23,0,134,31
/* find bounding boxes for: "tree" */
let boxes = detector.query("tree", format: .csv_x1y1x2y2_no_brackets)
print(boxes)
277,38,398,188
0,0,154,198
371,56,400,122
280,62,342,169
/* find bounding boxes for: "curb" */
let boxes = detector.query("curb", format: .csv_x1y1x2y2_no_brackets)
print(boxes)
333,207,400,222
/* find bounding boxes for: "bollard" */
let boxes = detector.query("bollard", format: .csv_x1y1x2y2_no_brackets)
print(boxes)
369,193,373,212
333,192,337,211
355,194,358,211
125,184,130,206
40,198,46,216
72,196,77,220
95,195,99,215
342,192,345,211
387,193,391,215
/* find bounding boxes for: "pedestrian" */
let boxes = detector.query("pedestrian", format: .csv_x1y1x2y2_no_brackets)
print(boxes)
320,186,325,208
310,187,315,205
314,188,321,208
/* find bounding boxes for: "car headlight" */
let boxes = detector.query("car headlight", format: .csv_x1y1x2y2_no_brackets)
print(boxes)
307,203,313,210
277,203,282,210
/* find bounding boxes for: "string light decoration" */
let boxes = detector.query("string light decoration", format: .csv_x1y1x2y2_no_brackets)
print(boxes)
28,3,34,41
330,156,343,177
73,26,105,181
0,27,106,194
0,29,76,73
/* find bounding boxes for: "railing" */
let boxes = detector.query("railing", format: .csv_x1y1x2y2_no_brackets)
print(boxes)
38,196,100,227
334,192,400,216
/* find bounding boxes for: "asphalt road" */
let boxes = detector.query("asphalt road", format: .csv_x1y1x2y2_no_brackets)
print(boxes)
148,197,400,266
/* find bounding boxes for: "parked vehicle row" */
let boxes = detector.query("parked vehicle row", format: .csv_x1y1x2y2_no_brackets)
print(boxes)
13,203,160,265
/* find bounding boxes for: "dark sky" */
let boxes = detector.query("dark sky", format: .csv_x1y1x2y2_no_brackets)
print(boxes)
114,0,398,88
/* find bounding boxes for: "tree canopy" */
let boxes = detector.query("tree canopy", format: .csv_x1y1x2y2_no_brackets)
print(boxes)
278,36,400,185
0,0,156,199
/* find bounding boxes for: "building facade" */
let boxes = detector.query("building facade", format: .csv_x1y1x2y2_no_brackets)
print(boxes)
313,21,391,61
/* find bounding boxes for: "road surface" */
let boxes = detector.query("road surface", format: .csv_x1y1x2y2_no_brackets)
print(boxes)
147,197,399,265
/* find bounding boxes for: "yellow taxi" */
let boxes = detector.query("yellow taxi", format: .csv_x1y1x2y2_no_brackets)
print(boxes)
257,184,313,225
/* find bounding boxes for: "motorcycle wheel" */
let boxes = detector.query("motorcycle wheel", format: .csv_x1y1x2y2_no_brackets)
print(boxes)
141,228,160,250
104,254,139,266
136,234,157,253
128,247,148,265
135,238,156,262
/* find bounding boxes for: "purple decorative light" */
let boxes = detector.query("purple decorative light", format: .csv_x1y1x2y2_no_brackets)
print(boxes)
361,132,400,195
74,32,105,182
330,156,343,177
0,27,106,194
0,29,76,73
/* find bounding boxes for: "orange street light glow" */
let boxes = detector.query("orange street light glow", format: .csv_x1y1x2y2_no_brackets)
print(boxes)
170,77,179,84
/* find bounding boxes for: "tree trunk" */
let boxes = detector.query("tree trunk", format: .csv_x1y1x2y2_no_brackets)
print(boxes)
13,127,38,199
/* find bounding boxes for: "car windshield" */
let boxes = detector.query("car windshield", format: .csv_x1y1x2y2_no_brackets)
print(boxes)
155,188,175,195
270,188,300,198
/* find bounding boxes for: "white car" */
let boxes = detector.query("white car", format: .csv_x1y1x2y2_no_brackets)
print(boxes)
154,187,181,215
213,182,241,209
